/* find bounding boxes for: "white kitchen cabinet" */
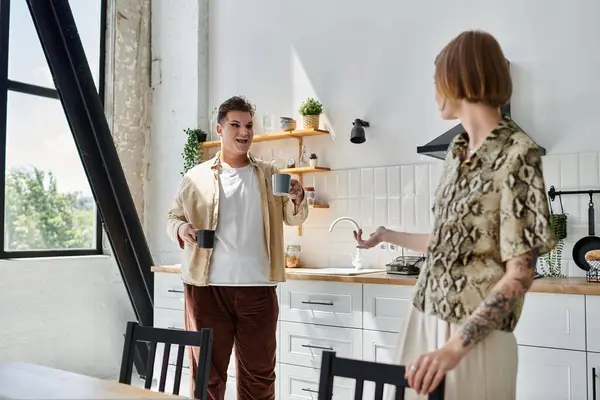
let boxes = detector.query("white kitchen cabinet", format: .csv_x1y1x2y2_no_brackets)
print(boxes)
154,273,186,311
279,321,362,370
279,363,356,399
152,273,600,400
587,296,600,353
514,292,586,351
588,352,600,400
280,281,363,329
516,345,587,400
363,284,413,333
362,330,399,364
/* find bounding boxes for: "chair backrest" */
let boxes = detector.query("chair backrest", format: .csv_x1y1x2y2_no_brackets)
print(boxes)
317,351,445,400
119,321,213,400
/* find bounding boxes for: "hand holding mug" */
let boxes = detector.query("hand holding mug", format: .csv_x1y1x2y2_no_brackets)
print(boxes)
288,179,304,203
177,223,197,246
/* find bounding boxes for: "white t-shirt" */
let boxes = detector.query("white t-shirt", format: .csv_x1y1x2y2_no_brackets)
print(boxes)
207,164,274,286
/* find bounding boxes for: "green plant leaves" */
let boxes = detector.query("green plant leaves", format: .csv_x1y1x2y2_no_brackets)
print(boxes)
298,97,324,116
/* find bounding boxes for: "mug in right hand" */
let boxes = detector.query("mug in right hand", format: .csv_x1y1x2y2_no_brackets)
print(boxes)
196,229,215,249
272,173,292,196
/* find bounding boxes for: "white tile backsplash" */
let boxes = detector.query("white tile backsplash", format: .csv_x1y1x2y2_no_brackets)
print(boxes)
288,152,600,275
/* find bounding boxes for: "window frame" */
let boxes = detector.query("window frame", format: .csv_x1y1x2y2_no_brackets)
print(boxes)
0,0,106,258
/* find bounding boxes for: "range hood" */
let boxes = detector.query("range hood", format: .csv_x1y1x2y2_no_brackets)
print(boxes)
417,60,547,160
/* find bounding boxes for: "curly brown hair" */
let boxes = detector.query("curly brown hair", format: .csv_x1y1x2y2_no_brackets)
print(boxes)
217,96,255,124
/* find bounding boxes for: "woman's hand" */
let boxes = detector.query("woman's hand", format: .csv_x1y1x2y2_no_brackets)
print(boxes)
353,226,387,249
405,344,464,395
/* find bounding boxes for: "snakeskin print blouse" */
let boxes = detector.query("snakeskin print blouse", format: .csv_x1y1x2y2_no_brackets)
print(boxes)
412,116,557,331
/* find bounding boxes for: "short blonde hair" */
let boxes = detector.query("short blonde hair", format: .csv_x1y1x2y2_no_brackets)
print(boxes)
434,30,512,108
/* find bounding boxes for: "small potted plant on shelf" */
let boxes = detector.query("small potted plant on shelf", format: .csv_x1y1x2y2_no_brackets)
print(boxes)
181,128,208,176
309,153,318,168
298,97,324,130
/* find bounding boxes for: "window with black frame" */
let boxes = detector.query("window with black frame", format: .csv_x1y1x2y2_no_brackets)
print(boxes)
0,0,105,258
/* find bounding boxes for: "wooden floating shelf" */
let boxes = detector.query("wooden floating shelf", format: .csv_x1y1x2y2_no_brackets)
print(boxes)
201,129,330,149
309,204,329,209
280,166,330,174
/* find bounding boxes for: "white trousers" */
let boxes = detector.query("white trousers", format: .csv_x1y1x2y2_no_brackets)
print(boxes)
387,307,518,400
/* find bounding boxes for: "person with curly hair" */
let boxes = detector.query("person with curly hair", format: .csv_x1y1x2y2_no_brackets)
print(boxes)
167,95,309,399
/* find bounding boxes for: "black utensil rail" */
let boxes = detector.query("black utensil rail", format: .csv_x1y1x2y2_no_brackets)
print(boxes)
548,186,600,281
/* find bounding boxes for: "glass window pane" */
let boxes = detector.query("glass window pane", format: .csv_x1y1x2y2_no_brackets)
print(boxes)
8,0,102,88
4,91,97,251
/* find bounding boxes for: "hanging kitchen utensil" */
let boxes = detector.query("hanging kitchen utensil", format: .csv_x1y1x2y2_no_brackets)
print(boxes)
572,193,600,271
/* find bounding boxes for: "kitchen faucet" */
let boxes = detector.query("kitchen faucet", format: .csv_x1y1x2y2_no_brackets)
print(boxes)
328,217,364,269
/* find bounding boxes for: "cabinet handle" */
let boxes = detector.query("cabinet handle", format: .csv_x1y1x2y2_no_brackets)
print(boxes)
168,289,184,294
302,344,334,351
593,367,597,400
301,300,333,306
302,388,319,394
168,363,190,370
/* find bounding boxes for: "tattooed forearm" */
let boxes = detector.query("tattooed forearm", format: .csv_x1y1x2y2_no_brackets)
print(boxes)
459,251,538,349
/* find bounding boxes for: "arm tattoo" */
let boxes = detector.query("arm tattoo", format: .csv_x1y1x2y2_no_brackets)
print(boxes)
460,251,538,348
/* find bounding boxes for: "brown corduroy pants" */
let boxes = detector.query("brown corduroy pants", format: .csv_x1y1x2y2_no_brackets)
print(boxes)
184,284,278,400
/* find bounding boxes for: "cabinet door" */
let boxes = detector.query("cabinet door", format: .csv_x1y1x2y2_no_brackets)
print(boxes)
514,293,586,351
362,330,399,364
363,284,413,333
154,273,185,311
279,281,363,329
588,352,600,400
279,321,362,369
517,345,587,400
362,331,399,400
587,296,600,353
279,363,356,399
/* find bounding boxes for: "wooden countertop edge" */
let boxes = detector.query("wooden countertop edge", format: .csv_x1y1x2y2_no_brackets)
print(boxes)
150,266,600,295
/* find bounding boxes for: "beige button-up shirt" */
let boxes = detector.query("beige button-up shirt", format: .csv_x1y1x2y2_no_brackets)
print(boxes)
413,117,557,331
166,152,309,286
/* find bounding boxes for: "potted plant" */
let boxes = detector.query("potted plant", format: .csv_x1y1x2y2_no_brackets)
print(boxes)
540,213,567,278
298,97,324,130
309,153,318,168
181,128,208,176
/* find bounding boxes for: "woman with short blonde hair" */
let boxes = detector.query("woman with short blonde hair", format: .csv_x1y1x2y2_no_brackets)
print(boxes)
355,30,556,399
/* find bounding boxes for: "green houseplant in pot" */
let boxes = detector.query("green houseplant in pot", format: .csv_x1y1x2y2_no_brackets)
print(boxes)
540,213,568,278
309,153,318,168
298,97,323,130
181,128,207,176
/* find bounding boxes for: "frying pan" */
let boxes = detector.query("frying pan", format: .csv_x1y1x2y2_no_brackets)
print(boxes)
572,195,600,271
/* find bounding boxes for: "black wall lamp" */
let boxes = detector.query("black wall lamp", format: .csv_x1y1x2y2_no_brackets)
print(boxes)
350,119,369,144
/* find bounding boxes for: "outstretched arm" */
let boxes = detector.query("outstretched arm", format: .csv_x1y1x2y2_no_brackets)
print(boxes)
354,227,430,254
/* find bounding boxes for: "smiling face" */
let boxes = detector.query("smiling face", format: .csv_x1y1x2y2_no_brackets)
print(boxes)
217,110,254,156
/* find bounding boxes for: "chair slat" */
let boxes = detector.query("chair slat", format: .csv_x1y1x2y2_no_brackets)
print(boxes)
353,379,364,400
143,342,157,389
374,382,384,400
172,344,186,395
158,343,171,392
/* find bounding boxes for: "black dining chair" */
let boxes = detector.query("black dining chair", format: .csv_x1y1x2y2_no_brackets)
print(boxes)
317,351,445,400
118,321,213,400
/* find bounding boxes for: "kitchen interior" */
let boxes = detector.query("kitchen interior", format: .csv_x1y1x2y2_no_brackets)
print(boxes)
2,0,600,399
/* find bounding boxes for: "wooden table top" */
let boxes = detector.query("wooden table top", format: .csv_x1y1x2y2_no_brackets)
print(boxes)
0,362,182,399
151,265,600,295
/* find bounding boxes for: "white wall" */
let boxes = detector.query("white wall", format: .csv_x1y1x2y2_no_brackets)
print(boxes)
209,0,600,167
148,0,209,266
150,0,600,282
203,0,600,277
0,256,135,378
